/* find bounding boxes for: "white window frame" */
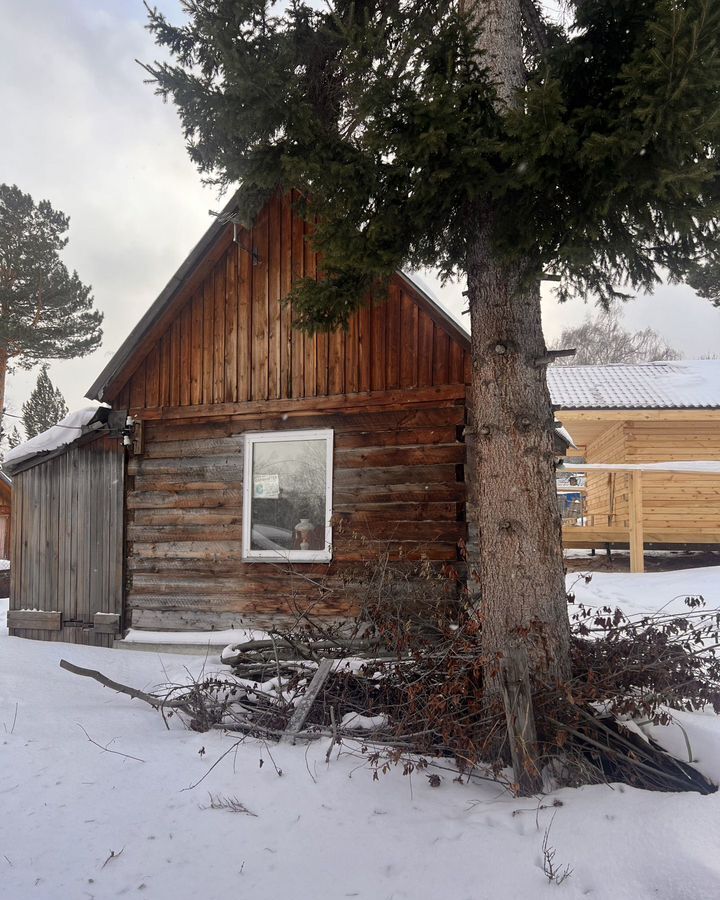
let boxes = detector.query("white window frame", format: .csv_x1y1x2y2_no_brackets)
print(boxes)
242,429,334,562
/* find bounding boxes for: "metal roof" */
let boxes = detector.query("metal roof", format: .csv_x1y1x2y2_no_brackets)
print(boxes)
548,361,720,410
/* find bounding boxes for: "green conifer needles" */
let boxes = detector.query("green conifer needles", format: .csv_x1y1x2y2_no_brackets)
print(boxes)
144,0,720,328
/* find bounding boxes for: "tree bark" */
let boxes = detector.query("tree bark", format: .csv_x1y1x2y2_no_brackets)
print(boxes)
0,346,8,437
466,214,571,689
461,0,571,696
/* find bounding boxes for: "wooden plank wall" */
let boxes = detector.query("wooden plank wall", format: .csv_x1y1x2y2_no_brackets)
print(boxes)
585,423,629,526
626,420,720,542
9,435,125,645
583,418,720,542
111,193,470,413
125,401,467,631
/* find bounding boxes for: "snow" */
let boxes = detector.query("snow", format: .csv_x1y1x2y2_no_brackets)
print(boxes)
548,359,720,409
340,712,390,731
0,558,9,571
1,571,720,899
567,565,720,617
122,627,266,647
564,460,720,474
3,407,101,470
554,423,576,448
401,269,469,334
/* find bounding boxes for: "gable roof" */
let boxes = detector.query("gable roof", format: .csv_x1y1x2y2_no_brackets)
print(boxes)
548,361,720,410
86,194,470,403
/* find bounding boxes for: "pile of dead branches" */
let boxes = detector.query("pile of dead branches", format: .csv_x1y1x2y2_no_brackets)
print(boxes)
59,581,720,796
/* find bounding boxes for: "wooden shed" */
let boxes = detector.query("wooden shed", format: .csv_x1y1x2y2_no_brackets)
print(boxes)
4,410,126,644
0,470,11,561
550,362,720,562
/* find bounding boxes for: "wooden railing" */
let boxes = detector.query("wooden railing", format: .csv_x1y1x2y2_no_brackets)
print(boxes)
559,463,720,573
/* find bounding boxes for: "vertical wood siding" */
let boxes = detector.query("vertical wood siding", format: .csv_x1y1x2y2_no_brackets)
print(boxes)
9,435,125,645
110,193,470,412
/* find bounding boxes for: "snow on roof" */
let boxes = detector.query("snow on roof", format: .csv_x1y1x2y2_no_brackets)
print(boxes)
4,407,102,472
548,360,720,410
401,269,470,335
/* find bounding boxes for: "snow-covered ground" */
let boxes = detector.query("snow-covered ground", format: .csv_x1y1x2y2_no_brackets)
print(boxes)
1,570,720,900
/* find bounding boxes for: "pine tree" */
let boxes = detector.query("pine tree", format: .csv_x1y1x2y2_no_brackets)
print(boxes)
21,365,68,439
0,184,103,435
0,423,21,466
143,1,720,712
6,426,21,449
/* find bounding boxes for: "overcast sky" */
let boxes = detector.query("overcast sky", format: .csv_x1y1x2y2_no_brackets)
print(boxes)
2,0,718,423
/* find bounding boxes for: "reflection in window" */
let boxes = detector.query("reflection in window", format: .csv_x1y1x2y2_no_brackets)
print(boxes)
243,431,333,561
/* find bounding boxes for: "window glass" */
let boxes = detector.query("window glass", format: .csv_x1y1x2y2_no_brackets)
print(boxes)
244,432,332,560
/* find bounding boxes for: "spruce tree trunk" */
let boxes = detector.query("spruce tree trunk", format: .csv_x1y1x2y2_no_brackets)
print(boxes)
465,214,571,689
0,347,7,435
461,0,571,695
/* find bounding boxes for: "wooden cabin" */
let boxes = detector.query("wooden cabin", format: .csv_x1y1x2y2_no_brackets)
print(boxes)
0,471,11,561
7,192,478,641
550,362,720,563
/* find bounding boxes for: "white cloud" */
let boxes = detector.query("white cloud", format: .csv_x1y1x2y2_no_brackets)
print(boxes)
1,0,718,421
1,0,225,414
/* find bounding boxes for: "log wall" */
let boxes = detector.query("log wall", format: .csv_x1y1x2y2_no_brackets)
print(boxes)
585,422,629,526
625,420,720,542
9,434,125,645
125,398,467,631
581,417,720,542
0,514,9,561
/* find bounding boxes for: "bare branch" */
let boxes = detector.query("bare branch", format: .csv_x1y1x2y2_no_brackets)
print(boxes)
76,723,145,763
59,659,187,709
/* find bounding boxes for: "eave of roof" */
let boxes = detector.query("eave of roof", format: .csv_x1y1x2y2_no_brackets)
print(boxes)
557,406,720,412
